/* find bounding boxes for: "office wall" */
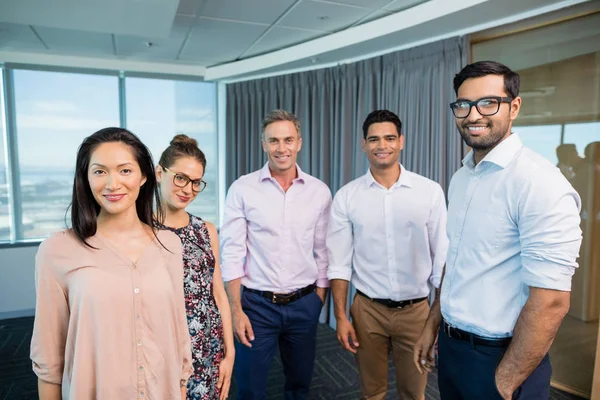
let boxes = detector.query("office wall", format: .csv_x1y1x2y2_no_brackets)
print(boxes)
0,245,38,319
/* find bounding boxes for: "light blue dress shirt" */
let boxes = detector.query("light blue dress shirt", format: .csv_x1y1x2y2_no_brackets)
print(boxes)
440,133,582,338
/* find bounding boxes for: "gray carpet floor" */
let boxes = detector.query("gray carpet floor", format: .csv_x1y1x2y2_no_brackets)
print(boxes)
0,317,586,399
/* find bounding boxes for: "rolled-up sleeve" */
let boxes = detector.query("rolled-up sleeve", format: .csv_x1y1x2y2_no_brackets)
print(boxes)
326,188,353,282
30,241,69,384
220,181,248,282
427,184,449,289
519,171,582,291
314,189,332,288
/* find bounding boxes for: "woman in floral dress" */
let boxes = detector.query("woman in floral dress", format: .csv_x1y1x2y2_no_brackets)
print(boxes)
156,134,234,400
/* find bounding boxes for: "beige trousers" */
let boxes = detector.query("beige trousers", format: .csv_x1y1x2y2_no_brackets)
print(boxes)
350,293,430,400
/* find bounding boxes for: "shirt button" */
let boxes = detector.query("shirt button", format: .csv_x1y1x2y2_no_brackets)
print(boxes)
138,366,144,372
137,341,142,346
134,288,140,294
136,314,140,319
139,392,144,397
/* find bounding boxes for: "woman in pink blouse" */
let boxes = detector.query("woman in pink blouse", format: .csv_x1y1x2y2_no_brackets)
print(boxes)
30,127,193,400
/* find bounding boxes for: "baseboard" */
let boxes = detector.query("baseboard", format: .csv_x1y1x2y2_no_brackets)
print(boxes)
0,308,35,320
551,380,590,399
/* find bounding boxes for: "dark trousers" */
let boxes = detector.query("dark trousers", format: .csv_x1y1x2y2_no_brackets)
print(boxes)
438,324,552,400
234,289,323,400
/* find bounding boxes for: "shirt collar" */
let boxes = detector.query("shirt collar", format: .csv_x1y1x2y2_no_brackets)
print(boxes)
364,164,412,189
259,162,306,183
462,133,523,170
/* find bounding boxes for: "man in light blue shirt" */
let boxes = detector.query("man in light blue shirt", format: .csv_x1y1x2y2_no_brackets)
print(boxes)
413,61,582,400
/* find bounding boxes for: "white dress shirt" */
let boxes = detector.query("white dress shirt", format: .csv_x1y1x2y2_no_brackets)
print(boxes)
440,133,583,338
220,163,332,292
327,165,449,301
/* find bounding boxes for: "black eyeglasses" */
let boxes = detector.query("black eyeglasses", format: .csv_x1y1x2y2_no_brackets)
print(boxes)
161,166,207,193
449,96,513,118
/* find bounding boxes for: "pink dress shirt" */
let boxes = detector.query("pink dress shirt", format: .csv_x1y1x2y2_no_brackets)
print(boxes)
30,229,193,400
220,163,332,292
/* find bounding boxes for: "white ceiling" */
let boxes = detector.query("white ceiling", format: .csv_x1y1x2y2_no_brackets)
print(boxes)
0,0,428,66
0,0,179,37
0,0,596,80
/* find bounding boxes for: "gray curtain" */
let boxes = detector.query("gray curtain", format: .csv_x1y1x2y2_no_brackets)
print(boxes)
226,35,469,194
225,36,469,325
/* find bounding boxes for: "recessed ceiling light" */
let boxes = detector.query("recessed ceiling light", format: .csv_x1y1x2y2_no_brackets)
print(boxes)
145,41,154,48
318,16,329,20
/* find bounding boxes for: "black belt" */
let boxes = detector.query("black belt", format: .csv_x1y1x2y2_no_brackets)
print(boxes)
356,290,427,309
442,320,511,348
243,283,316,305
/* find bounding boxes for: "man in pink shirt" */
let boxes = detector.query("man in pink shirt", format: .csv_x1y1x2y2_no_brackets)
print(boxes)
220,109,332,400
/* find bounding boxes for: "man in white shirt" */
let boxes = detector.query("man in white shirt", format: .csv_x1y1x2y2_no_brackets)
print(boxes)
328,110,449,400
414,61,583,400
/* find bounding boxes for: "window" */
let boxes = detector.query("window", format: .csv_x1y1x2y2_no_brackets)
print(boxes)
0,69,10,242
514,123,600,167
563,122,600,159
13,70,120,239
126,78,218,224
514,124,562,165
0,68,218,244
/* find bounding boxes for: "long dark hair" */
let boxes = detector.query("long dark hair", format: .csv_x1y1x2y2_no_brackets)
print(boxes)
69,127,164,247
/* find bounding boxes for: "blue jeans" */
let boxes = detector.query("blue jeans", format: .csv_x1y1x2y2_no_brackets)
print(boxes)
234,289,323,400
438,324,552,400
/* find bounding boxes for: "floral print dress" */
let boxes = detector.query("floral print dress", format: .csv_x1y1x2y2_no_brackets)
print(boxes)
157,214,225,400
